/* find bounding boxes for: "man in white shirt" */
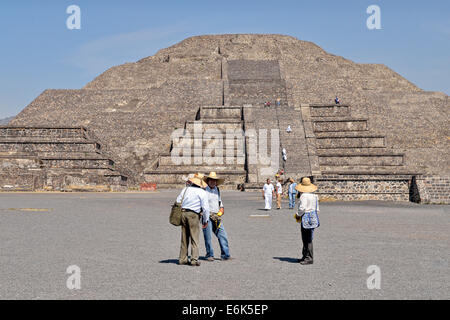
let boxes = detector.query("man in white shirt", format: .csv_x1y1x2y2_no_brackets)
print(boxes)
262,179,275,210
276,179,283,209
177,174,209,266
202,172,232,261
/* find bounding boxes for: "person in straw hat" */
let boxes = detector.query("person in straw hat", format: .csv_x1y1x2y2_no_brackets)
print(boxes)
202,172,232,261
176,173,209,266
294,177,319,265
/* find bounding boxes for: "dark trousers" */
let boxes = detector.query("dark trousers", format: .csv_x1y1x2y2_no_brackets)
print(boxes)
301,226,314,261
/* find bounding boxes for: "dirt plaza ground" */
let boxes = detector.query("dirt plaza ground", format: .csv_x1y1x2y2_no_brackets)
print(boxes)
0,191,448,300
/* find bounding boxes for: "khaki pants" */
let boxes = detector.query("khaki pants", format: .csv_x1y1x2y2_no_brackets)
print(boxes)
179,210,200,264
277,193,282,209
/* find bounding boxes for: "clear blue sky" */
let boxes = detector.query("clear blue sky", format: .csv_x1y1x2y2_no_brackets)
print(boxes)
0,0,448,118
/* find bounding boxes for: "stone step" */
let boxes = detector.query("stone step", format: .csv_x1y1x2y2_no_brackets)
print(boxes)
40,158,114,169
171,139,245,151
158,154,245,166
37,151,104,158
0,157,42,169
154,183,240,191
318,154,404,166
156,164,245,171
316,148,404,156
45,167,123,176
185,120,243,132
200,106,242,120
319,166,416,175
0,127,86,139
310,105,350,117
144,170,247,185
312,118,368,132
243,182,267,192
316,136,385,149
0,152,38,159
0,137,87,143
0,141,101,153
315,131,383,138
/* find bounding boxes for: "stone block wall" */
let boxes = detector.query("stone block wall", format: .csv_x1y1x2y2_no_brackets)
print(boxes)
0,126,128,191
416,175,450,204
227,60,281,80
315,174,411,202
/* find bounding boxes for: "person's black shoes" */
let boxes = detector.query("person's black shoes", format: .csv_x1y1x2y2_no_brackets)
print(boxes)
299,259,313,265
222,257,234,261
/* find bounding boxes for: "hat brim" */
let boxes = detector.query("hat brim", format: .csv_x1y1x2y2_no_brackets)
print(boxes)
203,177,225,186
295,184,318,193
189,177,207,188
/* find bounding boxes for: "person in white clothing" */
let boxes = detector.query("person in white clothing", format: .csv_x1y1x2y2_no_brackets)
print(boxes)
276,179,283,209
262,179,275,210
294,177,319,265
177,174,209,266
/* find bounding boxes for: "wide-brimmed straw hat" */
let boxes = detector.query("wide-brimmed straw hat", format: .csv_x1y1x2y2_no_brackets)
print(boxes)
189,172,207,188
203,172,225,186
295,177,318,193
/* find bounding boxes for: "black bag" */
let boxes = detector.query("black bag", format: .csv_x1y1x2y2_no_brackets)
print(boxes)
170,187,189,226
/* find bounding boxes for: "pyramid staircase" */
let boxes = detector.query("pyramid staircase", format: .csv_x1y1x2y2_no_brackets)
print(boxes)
144,106,247,189
306,105,419,201
0,127,128,191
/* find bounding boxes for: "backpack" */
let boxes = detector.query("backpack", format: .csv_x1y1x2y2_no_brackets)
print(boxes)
170,187,189,226
301,197,320,229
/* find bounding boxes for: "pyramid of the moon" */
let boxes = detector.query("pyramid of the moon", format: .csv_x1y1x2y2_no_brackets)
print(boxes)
3,34,449,202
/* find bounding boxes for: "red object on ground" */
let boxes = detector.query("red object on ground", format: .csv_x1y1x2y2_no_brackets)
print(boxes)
140,183,157,191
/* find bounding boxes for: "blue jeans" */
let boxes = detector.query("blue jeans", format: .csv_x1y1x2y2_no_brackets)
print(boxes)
289,192,297,208
203,219,230,259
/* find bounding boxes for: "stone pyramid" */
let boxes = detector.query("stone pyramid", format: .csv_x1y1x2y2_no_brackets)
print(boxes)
4,34,448,202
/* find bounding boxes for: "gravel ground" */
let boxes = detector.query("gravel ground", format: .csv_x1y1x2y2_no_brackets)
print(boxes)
0,191,448,300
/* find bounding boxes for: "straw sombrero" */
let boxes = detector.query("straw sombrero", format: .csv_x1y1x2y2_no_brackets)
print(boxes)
189,172,207,188
295,177,318,193
203,172,225,186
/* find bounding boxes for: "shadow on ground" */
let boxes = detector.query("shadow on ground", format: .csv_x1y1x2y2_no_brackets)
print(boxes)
159,259,179,264
273,257,299,263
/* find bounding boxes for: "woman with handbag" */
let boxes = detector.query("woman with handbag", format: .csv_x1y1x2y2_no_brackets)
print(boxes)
294,177,320,265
